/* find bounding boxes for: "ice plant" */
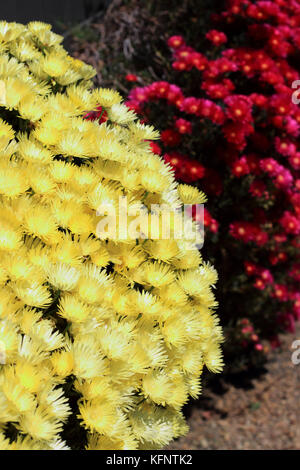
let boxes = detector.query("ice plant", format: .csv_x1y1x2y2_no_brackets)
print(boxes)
0,21,223,450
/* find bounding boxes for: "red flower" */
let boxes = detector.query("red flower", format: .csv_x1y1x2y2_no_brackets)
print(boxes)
274,137,296,157
174,118,192,134
250,93,268,107
231,156,250,177
185,160,205,181
84,105,107,124
273,167,293,190
149,141,162,155
202,208,219,233
161,129,181,147
249,180,267,198
190,52,208,70
246,154,262,175
252,227,269,246
244,261,258,276
125,74,138,82
167,35,185,49
164,84,184,105
128,87,149,102
206,29,227,46
223,122,253,150
260,158,280,176
181,97,200,114
163,151,185,168
254,278,266,290
172,61,189,71
202,78,235,99
229,222,252,243
225,95,253,123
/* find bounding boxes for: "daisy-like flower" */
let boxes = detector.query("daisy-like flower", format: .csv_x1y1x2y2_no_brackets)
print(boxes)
46,263,80,291
177,184,207,204
41,52,68,77
143,261,176,287
92,88,122,107
14,281,52,308
17,408,63,441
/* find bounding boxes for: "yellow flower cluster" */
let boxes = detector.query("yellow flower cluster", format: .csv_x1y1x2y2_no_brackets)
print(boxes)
0,21,223,450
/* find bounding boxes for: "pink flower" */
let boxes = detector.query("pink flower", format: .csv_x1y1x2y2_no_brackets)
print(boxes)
279,211,300,235
259,269,274,284
242,326,254,334
128,87,149,103
289,152,300,170
260,158,280,176
274,137,296,156
174,118,192,134
273,167,293,189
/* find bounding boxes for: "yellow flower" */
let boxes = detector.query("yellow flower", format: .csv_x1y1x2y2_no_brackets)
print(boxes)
72,339,107,379
14,281,52,309
92,88,122,107
0,118,14,141
143,261,176,287
50,350,74,378
17,408,63,441
24,206,58,242
41,52,68,77
177,184,207,204
58,294,91,323
0,21,24,42
10,39,41,61
17,94,46,121
1,77,32,109
46,263,80,291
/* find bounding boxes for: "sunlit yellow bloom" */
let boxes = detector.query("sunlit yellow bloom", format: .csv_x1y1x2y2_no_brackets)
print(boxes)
41,52,68,77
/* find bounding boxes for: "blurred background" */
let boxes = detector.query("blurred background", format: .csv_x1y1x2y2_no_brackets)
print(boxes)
1,0,109,25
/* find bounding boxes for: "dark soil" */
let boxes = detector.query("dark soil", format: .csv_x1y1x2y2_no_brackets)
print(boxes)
166,325,300,450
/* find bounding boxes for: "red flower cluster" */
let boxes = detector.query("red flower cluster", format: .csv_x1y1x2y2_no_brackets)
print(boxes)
124,0,300,362
164,152,205,183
